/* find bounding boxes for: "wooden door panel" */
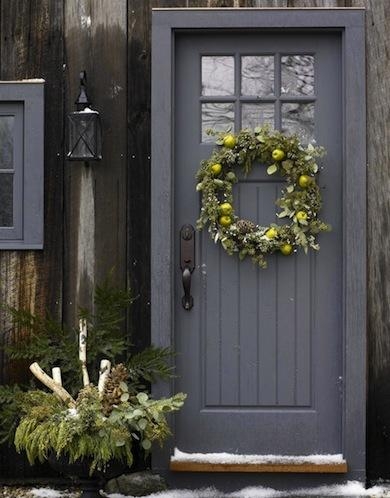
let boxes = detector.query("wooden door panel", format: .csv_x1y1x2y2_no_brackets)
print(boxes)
174,31,342,456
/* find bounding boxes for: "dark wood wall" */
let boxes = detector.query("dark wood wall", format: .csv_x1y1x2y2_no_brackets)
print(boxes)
0,0,388,484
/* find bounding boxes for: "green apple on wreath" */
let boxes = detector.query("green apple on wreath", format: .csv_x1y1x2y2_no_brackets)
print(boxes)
195,126,330,269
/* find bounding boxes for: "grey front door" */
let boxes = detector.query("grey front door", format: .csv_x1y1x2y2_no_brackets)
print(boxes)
173,32,342,456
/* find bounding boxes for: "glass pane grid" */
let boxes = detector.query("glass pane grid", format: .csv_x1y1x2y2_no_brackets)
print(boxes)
199,53,316,141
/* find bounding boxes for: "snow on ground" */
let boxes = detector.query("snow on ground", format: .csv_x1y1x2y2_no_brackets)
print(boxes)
171,448,346,466
2,482,389,498
105,481,390,498
30,489,78,498
30,490,67,498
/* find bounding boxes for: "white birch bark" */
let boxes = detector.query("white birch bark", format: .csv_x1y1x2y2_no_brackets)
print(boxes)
30,362,76,407
98,359,111,394
79,318,90,386
52,367,62,386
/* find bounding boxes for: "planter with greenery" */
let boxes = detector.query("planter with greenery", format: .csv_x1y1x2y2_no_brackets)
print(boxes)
0,281,185,494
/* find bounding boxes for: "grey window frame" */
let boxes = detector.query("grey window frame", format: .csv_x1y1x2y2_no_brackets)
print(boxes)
151,8,366,479
0,80,44,249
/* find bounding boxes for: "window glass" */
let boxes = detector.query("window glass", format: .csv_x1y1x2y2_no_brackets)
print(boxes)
202,103,234,142
0,173,13,227
202,56,235,96
281,55,314,96
241,56,274,96
282,102,315,143
242,103,274,129
0,116,14,169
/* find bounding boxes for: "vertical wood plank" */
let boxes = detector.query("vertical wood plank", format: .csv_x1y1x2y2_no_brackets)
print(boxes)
127,0,192,352
347,0,390,483
0,0,64,477
64,0,127,325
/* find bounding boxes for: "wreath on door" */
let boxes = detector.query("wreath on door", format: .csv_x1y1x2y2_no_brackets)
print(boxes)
195,126,330,268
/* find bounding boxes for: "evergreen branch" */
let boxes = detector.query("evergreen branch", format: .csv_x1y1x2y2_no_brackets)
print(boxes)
127,346,175,390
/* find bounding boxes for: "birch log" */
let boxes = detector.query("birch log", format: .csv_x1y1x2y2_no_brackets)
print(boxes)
52,367,62,386
79,318,90,386
30,362,76,407
98,359,111,394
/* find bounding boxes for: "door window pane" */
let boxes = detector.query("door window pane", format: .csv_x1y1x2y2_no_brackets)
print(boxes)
241,56,274,96
0,173,13,227
281,55,314,96
0,116,14,169
201,56,234,96
241,103,274,129
282,102,315,143
202,103,234,142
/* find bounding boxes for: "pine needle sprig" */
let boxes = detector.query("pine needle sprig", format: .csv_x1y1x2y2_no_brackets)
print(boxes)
127,346,175,392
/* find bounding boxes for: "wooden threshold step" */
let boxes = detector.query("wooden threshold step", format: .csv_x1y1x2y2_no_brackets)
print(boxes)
170,450,348,473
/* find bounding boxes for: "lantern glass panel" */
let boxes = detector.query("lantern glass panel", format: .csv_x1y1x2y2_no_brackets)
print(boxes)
67,110,102,160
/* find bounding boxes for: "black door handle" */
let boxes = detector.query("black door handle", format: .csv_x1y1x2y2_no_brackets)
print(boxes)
180,224,195,310
182,267,193,310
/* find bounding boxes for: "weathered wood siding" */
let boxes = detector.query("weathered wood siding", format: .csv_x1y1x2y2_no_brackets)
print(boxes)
0,0,64,477
0,0,388,483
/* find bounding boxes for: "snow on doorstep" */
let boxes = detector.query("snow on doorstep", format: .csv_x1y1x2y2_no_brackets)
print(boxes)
0,79,45,83
171,448,346,466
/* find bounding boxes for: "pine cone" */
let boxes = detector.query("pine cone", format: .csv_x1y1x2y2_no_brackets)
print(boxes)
102,363,129,415
236,219,256,234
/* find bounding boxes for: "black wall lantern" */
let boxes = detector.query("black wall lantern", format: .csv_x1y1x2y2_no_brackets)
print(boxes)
67,71,102,161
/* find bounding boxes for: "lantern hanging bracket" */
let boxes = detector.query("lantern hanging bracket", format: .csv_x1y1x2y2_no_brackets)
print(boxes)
75,70,91,110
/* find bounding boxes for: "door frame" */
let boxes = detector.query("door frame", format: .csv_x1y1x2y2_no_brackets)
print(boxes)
151,8,366,479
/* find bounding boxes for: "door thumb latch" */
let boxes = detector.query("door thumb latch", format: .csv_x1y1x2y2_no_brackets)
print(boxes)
180,224,195,310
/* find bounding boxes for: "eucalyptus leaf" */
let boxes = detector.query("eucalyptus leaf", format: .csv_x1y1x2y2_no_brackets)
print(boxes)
239,250,247,261
267,164,278,175
142,439,152,450
307,143,315,152
138,418,148,430
136,392,148,404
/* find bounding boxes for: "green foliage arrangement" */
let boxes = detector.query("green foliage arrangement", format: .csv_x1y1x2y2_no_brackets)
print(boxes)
0,280,185,473
14,377,185,474
196,126,330,268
